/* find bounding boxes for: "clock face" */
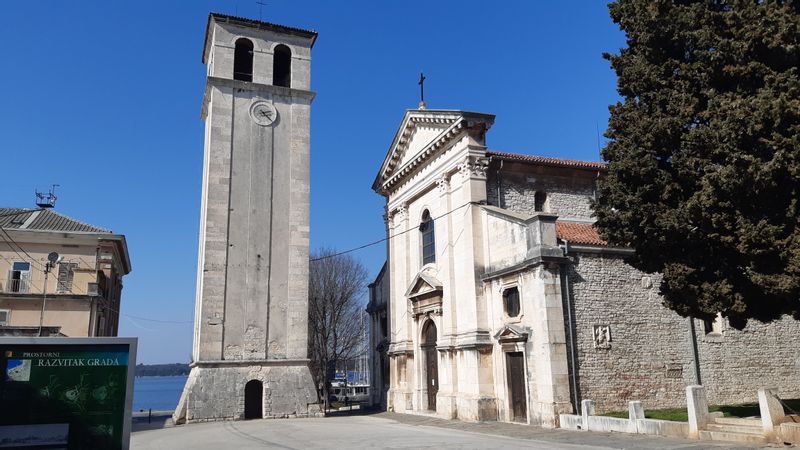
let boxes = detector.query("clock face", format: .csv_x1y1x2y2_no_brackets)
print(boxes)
250,101,277,126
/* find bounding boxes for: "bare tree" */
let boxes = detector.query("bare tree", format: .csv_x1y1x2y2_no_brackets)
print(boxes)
308,248,368,410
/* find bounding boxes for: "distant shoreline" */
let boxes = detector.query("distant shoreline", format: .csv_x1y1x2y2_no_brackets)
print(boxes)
135,374,189,378
135,363,190,377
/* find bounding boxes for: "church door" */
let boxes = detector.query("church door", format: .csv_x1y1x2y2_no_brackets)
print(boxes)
422,321,438,411
506,352,527,422
244,380,263,419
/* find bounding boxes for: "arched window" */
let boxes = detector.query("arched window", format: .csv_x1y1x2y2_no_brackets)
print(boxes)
233,38,254,82
273,44,291,87
419,210,435,265
503,287,520,317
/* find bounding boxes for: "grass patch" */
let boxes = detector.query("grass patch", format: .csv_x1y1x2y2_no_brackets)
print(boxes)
600,399,800,422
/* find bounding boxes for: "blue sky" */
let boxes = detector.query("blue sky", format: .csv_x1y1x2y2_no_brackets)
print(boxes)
0,1,625,363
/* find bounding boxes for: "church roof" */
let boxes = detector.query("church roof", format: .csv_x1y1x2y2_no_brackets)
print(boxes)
203,13,318,63
487,151,607,171
0,208,111,233
556,221,607,246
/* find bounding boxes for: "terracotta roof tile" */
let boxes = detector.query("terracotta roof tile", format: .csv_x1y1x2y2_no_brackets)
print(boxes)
487,151,607,170
556,221,607,246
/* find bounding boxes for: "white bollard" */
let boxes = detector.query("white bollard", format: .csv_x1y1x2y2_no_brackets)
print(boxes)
581,399,595,431
686,385,709,438
758,388,785,440
629,401,644,433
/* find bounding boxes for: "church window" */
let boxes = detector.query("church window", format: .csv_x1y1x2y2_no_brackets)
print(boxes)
503,287,520,317
233,38,254,82
703,313,724,335
273,44,291,87
534,191,547,212
420,210,435,265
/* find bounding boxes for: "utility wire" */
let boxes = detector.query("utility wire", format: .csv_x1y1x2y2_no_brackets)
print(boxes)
309,201,478,262
0,241,194,324
122,313,193,324
0,227,45,271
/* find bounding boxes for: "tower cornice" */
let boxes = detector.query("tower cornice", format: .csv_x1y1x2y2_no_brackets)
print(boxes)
201,77,316,119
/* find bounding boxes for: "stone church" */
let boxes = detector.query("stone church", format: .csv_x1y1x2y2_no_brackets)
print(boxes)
371,107,800,427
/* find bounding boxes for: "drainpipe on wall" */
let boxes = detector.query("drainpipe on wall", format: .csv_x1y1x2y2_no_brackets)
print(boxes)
497,159,504,209
559,239,581,414
688,317,702,385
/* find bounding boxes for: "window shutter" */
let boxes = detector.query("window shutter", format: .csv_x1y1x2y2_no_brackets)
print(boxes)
20,271,31,293
57,263,77,293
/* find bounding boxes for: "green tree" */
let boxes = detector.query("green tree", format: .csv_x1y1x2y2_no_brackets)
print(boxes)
594,0,800,328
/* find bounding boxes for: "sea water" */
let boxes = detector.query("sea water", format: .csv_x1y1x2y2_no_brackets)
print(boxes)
132,375,187,412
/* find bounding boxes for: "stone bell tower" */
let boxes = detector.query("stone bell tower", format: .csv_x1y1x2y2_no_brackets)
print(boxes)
174,13,319,423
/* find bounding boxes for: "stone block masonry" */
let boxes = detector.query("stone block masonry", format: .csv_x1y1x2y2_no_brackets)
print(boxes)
174,14,319,423
565,251,800,412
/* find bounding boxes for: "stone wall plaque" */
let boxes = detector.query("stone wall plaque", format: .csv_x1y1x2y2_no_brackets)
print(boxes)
593,324,611,349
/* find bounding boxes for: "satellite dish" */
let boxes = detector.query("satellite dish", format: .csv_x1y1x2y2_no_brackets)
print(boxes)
47,252,60,263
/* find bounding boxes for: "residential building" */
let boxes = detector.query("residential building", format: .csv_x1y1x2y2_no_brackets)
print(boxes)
371,108,800,427
0,208,131,337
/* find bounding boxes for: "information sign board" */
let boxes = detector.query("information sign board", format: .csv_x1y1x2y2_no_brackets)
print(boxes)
0,337,137,450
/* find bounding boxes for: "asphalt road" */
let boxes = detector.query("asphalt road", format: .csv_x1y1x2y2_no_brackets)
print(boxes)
131,412,760,449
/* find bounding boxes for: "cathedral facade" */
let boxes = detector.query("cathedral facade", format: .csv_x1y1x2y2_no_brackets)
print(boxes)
371,108,800,427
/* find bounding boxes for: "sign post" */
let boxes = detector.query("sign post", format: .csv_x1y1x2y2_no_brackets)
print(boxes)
0,337,137,449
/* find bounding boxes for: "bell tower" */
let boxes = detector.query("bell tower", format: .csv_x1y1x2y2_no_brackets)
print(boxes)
175,13,319,423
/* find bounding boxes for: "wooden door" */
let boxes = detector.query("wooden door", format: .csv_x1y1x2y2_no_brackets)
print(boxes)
425,345,438,410
423,321,438,411
506,352,527,422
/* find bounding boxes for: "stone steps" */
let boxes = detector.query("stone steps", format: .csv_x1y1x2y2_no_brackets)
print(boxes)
699,430,767,445
712,416,762,427
706,423,764,435
700,417,768,444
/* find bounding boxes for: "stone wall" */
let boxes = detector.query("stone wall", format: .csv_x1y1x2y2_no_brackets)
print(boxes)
486,164,596,221
181,364,319,422
566,252,800,412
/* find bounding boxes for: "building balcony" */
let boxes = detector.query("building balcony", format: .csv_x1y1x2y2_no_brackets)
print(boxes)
1,280,103,297
4,278,31,294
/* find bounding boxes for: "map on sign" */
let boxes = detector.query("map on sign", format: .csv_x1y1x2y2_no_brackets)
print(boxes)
0,339,136,450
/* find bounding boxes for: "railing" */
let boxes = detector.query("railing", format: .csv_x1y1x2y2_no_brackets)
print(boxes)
2,280,100,296
5,278,31,293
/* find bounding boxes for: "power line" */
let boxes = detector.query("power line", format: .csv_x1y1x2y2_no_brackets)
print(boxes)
309,201,477,262
123,313,193,324
0,227,44,271
0,241,191,325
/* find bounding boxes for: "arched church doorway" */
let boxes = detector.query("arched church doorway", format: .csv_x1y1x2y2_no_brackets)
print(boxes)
422,320,438,411
244,380,263,419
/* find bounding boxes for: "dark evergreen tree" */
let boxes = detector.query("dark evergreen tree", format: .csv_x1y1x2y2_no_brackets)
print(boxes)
594,0,800,328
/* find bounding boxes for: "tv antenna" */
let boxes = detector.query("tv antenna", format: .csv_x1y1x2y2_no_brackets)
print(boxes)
35,184,59,209
256,1,267,20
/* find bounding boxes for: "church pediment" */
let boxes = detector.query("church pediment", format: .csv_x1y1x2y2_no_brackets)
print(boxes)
405,270,444,318
372,109,495,195
494,324,529,343
405,271,443,299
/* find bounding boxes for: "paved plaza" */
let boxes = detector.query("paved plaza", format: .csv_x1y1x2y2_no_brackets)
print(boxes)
131,412,761,449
